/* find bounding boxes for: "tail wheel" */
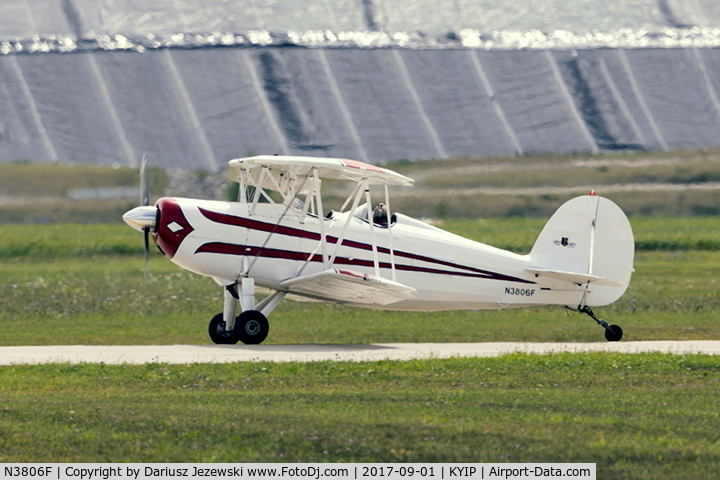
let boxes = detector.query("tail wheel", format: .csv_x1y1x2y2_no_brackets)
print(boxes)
208,313,240,345
571,306,624,342
604,324,623,342
236,310,270,345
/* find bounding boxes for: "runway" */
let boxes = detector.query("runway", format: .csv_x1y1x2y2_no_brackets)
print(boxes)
1,341,720,365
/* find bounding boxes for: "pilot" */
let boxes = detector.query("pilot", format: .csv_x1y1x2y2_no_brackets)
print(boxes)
372,203,388,225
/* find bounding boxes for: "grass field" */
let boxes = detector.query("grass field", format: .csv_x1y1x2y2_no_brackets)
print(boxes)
378,148,720,217
4,148,720,221
0,162,166,223
2,215,719,258
0,250,719,346
1,354,719,479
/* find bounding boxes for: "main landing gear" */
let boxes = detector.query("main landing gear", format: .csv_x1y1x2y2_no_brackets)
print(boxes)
570,305,623,342
208,277,286,345
209,310,270,345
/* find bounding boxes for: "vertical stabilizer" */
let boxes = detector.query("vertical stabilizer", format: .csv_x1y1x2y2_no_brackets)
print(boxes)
529,195,634,306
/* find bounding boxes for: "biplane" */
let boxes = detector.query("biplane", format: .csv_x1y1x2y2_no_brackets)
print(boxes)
123,155,634,345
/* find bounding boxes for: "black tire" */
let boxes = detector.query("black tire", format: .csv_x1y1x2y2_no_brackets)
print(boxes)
604,324,623,342
208,313,240,345
236,310,269,345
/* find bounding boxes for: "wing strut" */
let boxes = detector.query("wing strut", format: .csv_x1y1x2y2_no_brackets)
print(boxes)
328,179,398,282
329,178,366,267
250,166,269,214
312,167,329,269
363,180,381,278
237,167,247,203
384,183,397,282
245,172,311,276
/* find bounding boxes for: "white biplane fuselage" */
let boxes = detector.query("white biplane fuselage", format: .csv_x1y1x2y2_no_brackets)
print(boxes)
124,155,635,344
156,197,544,311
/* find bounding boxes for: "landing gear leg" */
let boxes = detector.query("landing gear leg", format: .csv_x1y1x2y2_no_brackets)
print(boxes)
208,284,241,344
235,277,269,345
208,278,286,345
223,285,239,331
574,306,623,342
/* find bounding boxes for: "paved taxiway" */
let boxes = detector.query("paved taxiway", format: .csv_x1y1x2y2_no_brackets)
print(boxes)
1,341,719,365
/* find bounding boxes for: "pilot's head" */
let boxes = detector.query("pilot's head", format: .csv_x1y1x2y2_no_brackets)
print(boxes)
373,203,388,224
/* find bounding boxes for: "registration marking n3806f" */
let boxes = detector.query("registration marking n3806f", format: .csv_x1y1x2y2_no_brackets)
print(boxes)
505,287,536,297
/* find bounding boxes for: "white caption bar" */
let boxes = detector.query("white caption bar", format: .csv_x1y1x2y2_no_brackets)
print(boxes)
1,464,595,480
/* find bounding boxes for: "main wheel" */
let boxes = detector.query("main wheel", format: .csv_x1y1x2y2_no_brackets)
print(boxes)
208,313,240,345
604,324,623,342
236,310,269,345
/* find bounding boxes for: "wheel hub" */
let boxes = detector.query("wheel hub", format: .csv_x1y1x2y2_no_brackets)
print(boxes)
245,320,261,335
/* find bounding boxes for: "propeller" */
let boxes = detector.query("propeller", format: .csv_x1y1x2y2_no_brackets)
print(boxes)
140,154,150,274
122,154,157,277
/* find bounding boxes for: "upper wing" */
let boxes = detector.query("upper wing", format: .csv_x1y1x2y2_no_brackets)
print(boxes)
279,269,416,305
228,155,414,188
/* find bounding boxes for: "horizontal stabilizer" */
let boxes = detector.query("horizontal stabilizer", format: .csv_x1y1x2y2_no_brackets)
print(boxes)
280,269,416,305
526,268,627,287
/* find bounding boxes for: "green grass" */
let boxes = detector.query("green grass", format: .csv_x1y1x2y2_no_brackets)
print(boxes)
0,224,144,258
0,162,166,223
1,354,719,478
386,189,720,219
0,249,718,346
375,148,720,217
0,162,166,197
1,216,718,262
5,148,720,222
416,157,720,190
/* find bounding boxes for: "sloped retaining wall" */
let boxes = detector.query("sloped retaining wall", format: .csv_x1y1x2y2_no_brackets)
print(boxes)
2,46,720,168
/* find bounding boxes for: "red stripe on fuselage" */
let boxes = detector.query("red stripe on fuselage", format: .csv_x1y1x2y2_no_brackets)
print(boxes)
198,207,533,284
198,208,534,284
194,242,531,281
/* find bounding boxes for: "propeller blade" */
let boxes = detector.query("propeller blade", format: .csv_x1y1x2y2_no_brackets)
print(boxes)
143,226,150,279
133,153,152,279
140,153,149,207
